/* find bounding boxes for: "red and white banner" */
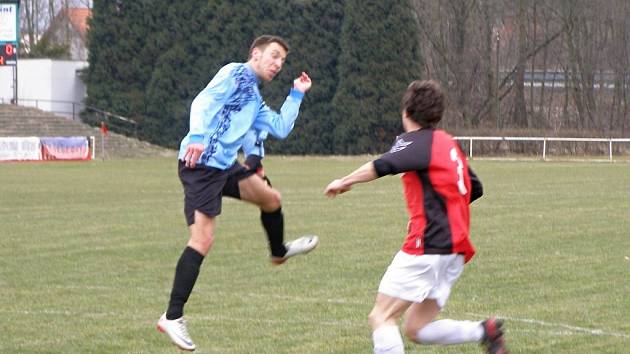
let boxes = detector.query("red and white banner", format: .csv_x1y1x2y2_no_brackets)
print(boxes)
0,137,41,161
0,136,91,161
40,137,91,160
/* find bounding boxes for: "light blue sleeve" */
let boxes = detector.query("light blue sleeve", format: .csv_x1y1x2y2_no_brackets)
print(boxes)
187,64,237,143
252,89,304,139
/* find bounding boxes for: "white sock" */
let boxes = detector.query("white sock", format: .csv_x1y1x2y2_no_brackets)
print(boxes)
416,319,483,345
373,325,405,354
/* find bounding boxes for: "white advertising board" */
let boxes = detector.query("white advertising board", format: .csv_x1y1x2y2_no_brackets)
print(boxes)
0,3,18,43
0,137,42,161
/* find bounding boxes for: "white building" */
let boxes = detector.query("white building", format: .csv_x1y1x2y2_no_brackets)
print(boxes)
0,59,88,119
42,7,91,61
1,7,91,119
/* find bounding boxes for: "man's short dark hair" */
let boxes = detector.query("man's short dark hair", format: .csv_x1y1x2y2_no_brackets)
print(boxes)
249,35,289,59
401,80,445,128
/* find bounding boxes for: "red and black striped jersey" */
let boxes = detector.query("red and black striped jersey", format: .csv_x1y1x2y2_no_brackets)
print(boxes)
373,127,483,263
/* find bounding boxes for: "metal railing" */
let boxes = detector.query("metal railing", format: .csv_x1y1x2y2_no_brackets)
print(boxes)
1,97,138,137
455,136,630,162
82,105,138,137
1,97,84,120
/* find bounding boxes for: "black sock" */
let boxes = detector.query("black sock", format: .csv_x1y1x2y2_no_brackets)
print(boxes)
166,246,204,320
261,207,287,258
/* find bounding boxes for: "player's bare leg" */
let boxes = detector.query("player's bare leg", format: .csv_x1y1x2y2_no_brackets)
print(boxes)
238,174,318,264
368,293,411,354
401,299,440,341
158,211,215,351
187,211,216,256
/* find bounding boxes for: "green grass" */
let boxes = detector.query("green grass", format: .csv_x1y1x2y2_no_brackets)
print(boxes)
1,157,629,353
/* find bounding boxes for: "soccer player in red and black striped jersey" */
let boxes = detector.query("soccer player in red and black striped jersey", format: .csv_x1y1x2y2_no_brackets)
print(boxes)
325,80,508,354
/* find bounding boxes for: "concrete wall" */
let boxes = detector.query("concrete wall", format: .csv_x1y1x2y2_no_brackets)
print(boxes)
0,59,88,119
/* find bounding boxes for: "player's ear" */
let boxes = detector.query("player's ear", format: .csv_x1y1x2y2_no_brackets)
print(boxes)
250,47,261,61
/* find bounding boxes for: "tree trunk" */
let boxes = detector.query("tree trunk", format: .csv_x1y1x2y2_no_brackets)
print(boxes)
449,0,471,126
538,11,549,129
529,1,536,124
479,0,495,127
513,0,528,128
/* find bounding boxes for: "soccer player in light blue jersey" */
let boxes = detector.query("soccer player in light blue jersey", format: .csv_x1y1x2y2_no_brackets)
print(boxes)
157,35,318,351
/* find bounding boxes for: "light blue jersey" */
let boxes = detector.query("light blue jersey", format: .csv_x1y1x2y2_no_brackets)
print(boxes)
178,63,304,169
242,128,268,158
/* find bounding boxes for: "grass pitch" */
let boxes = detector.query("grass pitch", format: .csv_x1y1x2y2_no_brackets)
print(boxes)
1,156,629,353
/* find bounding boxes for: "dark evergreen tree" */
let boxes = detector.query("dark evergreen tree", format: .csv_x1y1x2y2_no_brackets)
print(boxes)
85,0,422,153
85,1,125,112
85,1,165,136
332,0,424,154
263,0,344,154
143,1,210,147
145,0,266,147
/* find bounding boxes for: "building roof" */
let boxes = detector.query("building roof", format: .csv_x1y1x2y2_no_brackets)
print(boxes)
37,7,91,60
60,8,91,41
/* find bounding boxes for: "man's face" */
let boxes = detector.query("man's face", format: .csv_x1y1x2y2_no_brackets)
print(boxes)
251,42,287,82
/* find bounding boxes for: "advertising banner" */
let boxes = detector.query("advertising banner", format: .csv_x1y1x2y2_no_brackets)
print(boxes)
40,137,91,160
0,137,42,161
0,1,18,66
0,2,18,43
0,137,92,161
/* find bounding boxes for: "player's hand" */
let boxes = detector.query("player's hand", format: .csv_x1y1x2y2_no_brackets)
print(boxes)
183,143,204,168
293,72,312,93
324,179,351,198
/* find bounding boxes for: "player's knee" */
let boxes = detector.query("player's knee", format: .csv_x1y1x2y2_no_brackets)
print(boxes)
368,310,385,330
261,189,282,211
204,234,215,250
402,323,421,343
198,233,214,248
271,190,282,207
189,229,215,254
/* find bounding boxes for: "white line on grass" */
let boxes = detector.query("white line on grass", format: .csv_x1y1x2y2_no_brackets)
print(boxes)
241,292,630,338
9,286,629,339
7,307,629,339
2,309,363,328
243,292,367,306
466,312,630,339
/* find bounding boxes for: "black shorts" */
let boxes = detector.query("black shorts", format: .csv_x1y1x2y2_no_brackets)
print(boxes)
223,162,273,195
178,160,256,226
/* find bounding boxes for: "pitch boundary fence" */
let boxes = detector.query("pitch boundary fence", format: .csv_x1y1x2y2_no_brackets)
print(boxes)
454,136,630,162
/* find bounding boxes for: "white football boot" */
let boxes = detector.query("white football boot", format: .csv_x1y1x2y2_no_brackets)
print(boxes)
157,313,196,351
271,235,319,265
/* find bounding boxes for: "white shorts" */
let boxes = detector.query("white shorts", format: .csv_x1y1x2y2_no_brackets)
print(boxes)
377,251,465,308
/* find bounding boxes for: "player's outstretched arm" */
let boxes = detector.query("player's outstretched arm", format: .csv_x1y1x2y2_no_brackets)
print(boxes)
253,72,312,139
324,161,378,198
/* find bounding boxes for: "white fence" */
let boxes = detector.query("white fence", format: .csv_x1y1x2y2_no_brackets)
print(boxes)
454,136,630,162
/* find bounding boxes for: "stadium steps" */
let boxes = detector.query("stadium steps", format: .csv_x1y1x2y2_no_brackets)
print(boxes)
0,104,176,159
